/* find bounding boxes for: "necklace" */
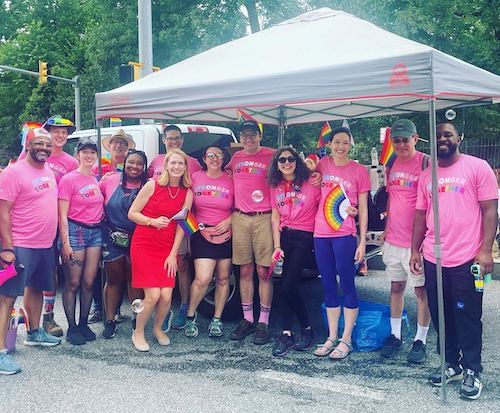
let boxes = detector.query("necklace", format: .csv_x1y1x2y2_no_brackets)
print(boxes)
168,185,180,199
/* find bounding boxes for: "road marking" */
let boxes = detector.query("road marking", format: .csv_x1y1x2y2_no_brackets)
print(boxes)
258,370,386,401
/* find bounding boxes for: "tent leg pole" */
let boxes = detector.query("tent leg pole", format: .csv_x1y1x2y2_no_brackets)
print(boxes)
428,98,447,403
278,105,286,147
97,119,104,179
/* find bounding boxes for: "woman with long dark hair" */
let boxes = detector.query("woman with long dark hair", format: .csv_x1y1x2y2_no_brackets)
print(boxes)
99,150,148,339
267,146,320,357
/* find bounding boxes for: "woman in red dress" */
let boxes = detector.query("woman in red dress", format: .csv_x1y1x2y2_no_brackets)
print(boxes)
128,149,193,351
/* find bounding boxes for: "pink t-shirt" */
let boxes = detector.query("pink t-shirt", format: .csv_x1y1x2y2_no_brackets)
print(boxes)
19,150,78,184
416,154,498,267
226,147,275,212
99,172,142,205
270,179,321,232
314,157,371,238
58,170,104,225
0,159,58,248
191,171,234,226
147,154,201,180
385,151,426,248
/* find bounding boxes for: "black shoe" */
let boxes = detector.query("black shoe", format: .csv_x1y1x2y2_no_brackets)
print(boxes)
66,326,86,346
407,340,426,364
428,365,463,387
380,334,402,358
79,324,96,341
459,369,483,400
103,320,117,339
295,328,314,351
253,322,269,345
87,310,103,324
272,333,295,357
229,320,255,340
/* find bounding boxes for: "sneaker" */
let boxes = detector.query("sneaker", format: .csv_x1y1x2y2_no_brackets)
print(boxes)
428,365,464,387
24,328,61,347
42,313,63,337
66,326,86,346
407,340,426,364
103,320,116,339
0,350,21,375
380,334,402,358
172,304,188,330
272,333,295,357
460,369,483,400
87,309,103,324
230,319,255,340
114,309,124,323
162,310,173,333
79,324,96,342
184,315,199,338
253,322,269,345
295,328,314,351
208,318,223,337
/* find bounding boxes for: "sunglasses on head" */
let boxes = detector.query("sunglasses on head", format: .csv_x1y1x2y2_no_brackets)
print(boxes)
205,152,224,160
278,156,296,164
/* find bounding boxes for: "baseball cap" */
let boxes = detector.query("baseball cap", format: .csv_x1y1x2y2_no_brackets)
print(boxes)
77,137,98,152
239,120,260,133
26,128,52,146
390,119,417,139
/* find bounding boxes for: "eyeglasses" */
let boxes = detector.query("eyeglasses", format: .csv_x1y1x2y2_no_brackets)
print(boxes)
110,139,128,146
239,132,259,140
165,136,182,143
31,141,53,149
278,156,296,164
206,152,224,160
392,137,411,144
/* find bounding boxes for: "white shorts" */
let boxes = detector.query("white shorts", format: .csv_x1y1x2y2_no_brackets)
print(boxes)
382,242,425,287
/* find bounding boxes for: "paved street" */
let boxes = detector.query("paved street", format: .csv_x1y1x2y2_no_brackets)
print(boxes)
3,270,500,412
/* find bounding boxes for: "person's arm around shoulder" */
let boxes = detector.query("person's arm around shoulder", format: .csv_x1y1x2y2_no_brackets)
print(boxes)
128,180,169,229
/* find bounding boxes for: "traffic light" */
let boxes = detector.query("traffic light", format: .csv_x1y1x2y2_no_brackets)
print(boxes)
39,60,49,84
119,64,134,84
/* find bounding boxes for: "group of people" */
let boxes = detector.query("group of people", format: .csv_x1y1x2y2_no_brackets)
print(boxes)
0,116,496,401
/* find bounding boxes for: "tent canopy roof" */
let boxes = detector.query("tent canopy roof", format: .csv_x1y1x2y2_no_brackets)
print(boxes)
95,8,500,125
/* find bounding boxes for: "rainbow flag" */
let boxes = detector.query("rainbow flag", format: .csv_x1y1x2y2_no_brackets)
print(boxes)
172,208,201,236
380,127,396,168
316,121,332,148
323,184,349,231
236,108,263,133
20,121,43,149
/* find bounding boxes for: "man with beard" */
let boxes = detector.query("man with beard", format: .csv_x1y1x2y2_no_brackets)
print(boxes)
0,128,61,375
410,122,498,400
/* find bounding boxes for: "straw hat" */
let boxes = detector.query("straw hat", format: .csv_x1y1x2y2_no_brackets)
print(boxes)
102,129,135,152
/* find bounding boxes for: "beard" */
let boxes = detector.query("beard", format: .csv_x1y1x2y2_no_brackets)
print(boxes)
29,148,50,163
437,142,459,159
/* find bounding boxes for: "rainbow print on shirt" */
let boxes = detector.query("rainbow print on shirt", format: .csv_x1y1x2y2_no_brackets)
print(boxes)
323,184,349,231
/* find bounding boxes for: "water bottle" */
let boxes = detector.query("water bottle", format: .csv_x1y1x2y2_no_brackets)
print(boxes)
470,264,483,292
131,299,144,313
371,147,379,167
273,258,284,275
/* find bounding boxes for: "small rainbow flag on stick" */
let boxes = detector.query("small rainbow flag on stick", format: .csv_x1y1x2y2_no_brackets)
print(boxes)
323,184,350,231
380,127,396,168
316,121,332,148
20,121,43,149
172,208,202,236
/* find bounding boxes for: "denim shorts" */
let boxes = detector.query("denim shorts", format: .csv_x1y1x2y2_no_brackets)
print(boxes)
59,220,103,251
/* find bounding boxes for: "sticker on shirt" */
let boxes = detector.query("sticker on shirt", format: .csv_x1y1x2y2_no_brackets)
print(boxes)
234,161,267,176
79,184,100,199
321,175,353,191
251,190,264,203
323,184,350,230
32,176,57,192
389,171,419,189
193,184,231,199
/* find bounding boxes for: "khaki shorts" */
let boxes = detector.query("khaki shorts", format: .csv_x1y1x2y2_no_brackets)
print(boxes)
232,212,273,267
382,242,425,287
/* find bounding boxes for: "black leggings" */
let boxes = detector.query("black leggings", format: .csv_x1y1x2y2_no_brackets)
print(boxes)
280,229,313,331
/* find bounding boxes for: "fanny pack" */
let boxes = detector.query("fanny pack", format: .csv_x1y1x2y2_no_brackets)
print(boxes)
200,225,232,245
109,227,131,248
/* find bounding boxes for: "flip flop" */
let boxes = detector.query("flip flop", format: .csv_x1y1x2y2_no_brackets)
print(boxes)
329,339,353,360
314,337,339,357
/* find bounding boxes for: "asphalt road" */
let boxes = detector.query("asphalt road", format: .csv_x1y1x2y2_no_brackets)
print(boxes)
3,270,500,413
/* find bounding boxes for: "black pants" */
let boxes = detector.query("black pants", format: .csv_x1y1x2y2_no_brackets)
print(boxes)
280,228,313,331
424,259,483,372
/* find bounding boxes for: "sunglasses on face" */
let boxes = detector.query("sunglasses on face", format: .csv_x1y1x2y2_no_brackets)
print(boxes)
205,152,224,160
392,137,411,144
278,156,296,164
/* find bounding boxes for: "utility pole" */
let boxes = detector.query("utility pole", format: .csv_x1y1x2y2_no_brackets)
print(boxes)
138,0,153,124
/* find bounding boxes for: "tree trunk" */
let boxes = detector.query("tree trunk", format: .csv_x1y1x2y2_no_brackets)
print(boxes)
244,0,260,33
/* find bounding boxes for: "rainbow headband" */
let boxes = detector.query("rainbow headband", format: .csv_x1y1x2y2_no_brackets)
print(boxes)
323,184,349,231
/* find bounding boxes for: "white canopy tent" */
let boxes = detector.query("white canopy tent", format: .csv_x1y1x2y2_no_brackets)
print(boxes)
95,8,500,402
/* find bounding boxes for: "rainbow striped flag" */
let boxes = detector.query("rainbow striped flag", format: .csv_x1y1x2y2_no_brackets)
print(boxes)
323,184,349,231
316,121,332,148
236,108,263,133
172,208,201,236
20,121,43,149
380,127,396,168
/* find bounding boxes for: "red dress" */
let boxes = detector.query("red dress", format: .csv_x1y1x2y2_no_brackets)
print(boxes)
131,183,187,288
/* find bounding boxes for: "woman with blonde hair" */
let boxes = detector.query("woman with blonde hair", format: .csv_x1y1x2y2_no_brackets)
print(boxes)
128,149,193,351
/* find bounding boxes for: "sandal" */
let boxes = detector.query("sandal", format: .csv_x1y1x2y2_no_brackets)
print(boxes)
314,337,339,357
329,339,353,360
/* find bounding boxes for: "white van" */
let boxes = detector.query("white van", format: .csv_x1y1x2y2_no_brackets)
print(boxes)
67,123,237,164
